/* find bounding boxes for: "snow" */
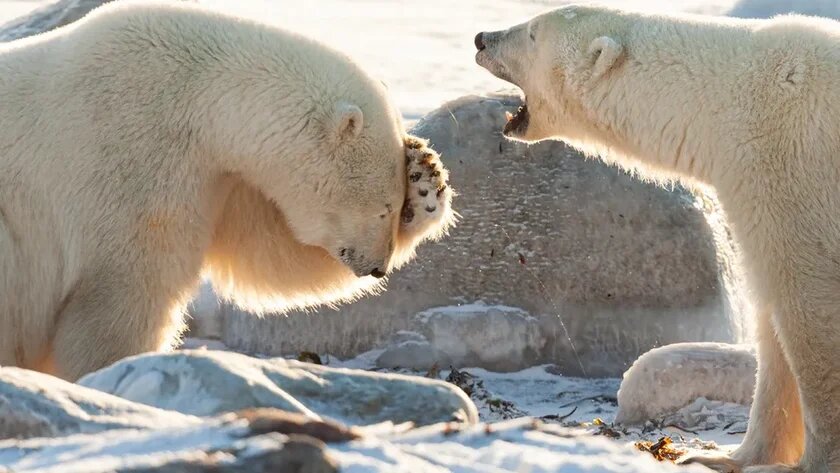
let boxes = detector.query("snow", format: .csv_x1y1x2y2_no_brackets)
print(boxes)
615,343,756,425
1,417,715,473
78,350,478,426
0,347,744,472
0,367,201,439
0,418,252,473
311,348,750,462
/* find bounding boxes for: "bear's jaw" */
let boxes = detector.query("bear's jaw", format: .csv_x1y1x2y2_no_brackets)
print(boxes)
475,50,517,86
503,102,530,138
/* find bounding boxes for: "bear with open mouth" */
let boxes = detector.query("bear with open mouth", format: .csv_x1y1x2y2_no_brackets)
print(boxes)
477,5,840,473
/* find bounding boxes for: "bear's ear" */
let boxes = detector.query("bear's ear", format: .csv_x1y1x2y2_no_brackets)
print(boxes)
332,101,364,143
588,36,623,80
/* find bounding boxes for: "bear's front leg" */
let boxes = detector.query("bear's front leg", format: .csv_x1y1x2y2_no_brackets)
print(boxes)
682,308,804,472
769,291,840,473
50,275,188,381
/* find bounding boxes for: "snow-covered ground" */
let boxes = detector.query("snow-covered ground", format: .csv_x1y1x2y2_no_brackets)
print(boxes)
1,344,750,472
2,415,716,473
184,337,750,466
337,354,748,459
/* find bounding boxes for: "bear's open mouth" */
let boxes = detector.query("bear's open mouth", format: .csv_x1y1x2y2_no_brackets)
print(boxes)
503,101,529,136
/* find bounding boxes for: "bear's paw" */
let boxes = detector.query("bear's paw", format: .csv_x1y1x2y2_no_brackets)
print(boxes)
400,135,455,243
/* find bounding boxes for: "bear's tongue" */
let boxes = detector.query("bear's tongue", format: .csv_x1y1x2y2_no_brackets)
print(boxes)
503,103,529,136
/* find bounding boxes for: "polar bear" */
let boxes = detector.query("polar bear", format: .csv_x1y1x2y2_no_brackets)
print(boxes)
0,0,453,381
476,5,840,473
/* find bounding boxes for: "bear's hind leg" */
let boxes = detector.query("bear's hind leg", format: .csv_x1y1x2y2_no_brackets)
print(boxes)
50,278,187,381
682,308,804,472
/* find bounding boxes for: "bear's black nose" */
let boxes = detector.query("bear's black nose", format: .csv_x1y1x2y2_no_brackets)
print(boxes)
370,268,386,279
474,32,486,51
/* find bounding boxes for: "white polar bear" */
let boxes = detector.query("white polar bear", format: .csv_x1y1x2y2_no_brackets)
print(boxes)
477,5,840,473
0,0,454,381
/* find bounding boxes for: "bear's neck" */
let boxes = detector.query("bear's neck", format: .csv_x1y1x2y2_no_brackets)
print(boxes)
582,17,759,189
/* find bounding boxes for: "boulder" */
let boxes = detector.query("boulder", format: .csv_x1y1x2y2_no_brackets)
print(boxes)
220,93,746,377
375,339,450,371
78,350,478,426
0,0,114,42
0,411,340,473
615,342,757,425
413,303,544,371
0,366,199,439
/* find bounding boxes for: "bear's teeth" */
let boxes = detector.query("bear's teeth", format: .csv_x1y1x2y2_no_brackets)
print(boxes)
505,111,514,122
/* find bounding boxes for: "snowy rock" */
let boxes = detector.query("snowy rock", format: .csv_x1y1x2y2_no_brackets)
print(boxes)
0,413,341,473
78,350,478,426
0,366,199,439
221,93,747,377
0,0,122,42
415,303,545,372
615,342,756,425
375,340,451,370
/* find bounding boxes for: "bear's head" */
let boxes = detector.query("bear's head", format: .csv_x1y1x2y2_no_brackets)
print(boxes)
212,69,453,282
280,97,409,279
475,5,627,144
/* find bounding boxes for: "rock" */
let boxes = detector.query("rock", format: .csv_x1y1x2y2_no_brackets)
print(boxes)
0,366,200,439
0,411,339,473
221,93,746,377
78,350,478,426
614,342,756,425
375,340,451,370
0,0,115,42
235,408,361,443
414,303,544,371
0,415,715,473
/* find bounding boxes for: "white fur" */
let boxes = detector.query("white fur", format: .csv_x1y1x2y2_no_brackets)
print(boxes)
0,0,453,380
478,5,840,473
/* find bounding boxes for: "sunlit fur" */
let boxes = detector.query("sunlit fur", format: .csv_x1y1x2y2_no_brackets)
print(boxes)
479,5,840,473
0,1,452,380
205,136,455,315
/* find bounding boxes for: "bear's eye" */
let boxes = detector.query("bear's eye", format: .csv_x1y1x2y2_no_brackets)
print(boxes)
529,31,536,41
